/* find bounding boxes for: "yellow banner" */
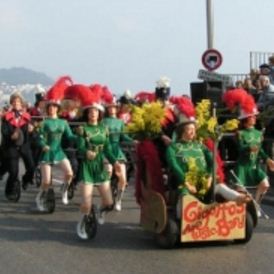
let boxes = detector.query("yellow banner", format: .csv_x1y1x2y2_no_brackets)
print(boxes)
181,195,246,242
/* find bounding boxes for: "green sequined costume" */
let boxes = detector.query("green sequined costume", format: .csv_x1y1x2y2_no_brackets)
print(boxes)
166,140,212,195
77,123,117,185
39,118,76,164
101,117,133,161
235,127,268,187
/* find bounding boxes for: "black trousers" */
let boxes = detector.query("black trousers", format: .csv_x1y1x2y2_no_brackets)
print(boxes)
0,146,8,176
5,144,34,193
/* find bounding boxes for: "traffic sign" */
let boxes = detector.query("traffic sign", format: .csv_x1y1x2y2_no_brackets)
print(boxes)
198,69,233,87
202,48,223,71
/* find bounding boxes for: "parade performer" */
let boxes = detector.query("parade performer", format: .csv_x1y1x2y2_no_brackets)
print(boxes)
60,88,84,193
153,76,176,147
1,93,35,199
126,100,167,204
102,94,135,211
29,91,46,117
29,92,46,167
131,77,176,203
118,89,135,125
223,88,274,210
166,97,251,204
59,97,80,121
74,84,121,239
35,76,75,211
134,77,176,143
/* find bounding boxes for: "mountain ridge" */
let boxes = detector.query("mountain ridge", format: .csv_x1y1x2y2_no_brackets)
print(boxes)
0,67,53,85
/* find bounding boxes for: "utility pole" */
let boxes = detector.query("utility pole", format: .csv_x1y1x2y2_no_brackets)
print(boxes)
206,0,214,49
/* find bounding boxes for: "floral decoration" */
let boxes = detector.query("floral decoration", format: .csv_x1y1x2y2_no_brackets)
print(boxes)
125,102,165,140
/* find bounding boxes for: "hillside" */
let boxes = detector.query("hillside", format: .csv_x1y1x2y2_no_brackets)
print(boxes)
0,67,53,85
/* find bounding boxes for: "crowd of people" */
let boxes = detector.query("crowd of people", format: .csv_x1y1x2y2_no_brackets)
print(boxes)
235,55,274,110
0,71,273,240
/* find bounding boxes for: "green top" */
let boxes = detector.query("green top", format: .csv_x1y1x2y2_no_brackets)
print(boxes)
166,140,212,194
77,123,117,184
237,127,268,164
101,117,133,161
39,118,76,164
235,127,268,186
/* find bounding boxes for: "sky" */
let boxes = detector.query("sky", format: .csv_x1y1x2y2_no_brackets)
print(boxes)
0,0,274,96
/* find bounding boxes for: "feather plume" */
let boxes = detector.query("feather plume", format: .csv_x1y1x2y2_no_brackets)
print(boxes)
203,138,225,183
170,96,196,119
156,76,171,88
101,85,114,105
161,108,176,127
134,91,155,103
241,93,257,113
45,76,73,102
89,84,104,102
64,84,87,101
222,88,249,110
222,88,257,118
135,140,166,204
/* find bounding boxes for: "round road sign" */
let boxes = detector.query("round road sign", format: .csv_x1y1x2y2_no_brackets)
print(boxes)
202,48,223,71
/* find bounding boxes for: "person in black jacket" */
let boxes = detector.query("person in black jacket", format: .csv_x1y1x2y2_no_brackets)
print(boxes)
1,93,35,201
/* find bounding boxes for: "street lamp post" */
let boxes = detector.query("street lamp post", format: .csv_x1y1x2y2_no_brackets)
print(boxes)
206,0,214,49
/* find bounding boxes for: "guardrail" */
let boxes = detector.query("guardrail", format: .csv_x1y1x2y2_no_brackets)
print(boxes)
250,51,274,70
223,73,250,85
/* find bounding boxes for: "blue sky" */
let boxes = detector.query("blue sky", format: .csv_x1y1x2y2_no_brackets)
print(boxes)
0,0,273,95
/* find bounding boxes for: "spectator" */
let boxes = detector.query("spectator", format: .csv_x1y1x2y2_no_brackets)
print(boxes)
243,77,259,101
257,75,274,110
268,55,274,84
235,80,244,88
259,63,271,76
250,68,260,86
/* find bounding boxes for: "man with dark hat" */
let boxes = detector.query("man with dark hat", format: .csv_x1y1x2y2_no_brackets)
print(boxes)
155,76,171,103
152,77,176,164
259,63,271,76
29,92,46,118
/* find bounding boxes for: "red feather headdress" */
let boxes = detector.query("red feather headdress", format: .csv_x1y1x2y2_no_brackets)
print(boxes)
64,83,115,111
101,85,116,106
64,84,87,101
134,91,155,103
45,76,73,105
63,83,103,111
170,96,196,124
222,88,258,119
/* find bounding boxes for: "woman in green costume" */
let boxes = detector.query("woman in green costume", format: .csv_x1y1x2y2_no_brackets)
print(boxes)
166,121,212,196
76,101,121,240
235,111,274,204
35,101,75,211
101,99,134,211
223,88,274,215
35,76,75,212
